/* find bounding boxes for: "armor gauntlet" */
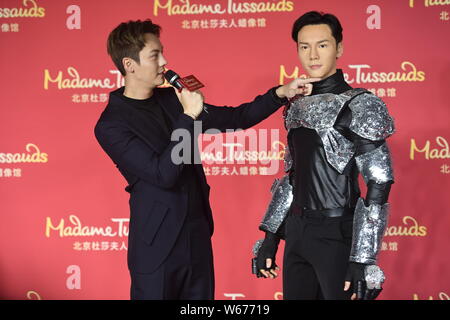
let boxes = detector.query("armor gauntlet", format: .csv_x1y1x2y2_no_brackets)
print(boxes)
350,143,394,264
252,154,293,277
259,174,293,235
350,198,390,264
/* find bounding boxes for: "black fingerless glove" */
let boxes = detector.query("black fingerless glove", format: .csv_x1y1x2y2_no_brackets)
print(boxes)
256,232,280,275
345,262,365,281
345,262,384,300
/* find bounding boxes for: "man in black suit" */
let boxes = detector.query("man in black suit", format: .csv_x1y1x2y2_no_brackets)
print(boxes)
95,19,318,300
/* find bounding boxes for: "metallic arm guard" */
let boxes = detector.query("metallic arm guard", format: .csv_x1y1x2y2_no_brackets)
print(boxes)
351,143,394,264
350,198,389,264
355,143,394,185
259,174,293,235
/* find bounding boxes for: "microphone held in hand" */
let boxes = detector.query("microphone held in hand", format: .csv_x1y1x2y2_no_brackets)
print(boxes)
164,70,183,90
164,69,205,91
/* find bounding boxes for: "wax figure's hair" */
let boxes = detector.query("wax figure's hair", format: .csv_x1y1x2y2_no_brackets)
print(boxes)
292,11,343,44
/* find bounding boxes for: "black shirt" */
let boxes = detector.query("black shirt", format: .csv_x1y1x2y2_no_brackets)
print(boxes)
121,93,206,221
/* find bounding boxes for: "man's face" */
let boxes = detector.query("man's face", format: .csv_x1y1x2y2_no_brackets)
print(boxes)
129,33,167,88
296,24,343,79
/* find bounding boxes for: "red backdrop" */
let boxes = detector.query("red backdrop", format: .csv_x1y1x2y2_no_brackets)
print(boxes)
1,0,449,300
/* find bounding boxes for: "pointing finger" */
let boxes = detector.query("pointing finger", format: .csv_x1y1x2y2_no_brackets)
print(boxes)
298,77,321,84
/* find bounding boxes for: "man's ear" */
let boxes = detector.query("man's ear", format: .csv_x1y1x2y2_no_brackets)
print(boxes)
337,42,344,59
122,57,135,74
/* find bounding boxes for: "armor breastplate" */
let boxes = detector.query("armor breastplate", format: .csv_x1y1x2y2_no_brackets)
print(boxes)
285,88,367,173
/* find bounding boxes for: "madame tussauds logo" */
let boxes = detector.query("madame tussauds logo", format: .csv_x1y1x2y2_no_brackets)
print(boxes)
409,0,450,8
384,216,427,237
43,67,124,90
280,61,425,85
0,0,45,18
0,143,48,163
410,136,450,160
45,215,129,238
153,0,294,16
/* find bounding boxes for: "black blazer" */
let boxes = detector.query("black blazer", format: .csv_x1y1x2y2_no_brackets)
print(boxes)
94,86,286,273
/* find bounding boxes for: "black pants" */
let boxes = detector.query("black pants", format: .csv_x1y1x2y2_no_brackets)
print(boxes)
130,218,214,300
283,212,354,300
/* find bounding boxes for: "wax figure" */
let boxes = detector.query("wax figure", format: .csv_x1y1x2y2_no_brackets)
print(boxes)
253,11,395,300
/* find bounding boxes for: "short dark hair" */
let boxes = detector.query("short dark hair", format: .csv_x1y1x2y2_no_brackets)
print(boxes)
291,11,343,44
107,19,161,76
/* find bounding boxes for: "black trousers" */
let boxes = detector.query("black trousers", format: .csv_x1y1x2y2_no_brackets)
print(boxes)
283,212,354,300
130,217,214,300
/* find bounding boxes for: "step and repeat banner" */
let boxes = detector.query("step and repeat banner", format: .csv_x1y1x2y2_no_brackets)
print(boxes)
1,0,449,300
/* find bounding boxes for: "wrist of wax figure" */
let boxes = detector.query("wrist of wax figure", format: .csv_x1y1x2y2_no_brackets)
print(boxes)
345,262,386,300
255,231,280,274
345,262,366,299
346,262,366,284
364,180,393,206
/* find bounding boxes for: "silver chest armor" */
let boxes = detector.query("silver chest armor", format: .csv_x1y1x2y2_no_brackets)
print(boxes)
284,88,394,173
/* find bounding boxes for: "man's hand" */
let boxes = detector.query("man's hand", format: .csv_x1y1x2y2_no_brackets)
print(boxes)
275,76,321,99
344,262,385,300
346,264,385,300
175,88,204,119
344,262,366,300
256,232,281,279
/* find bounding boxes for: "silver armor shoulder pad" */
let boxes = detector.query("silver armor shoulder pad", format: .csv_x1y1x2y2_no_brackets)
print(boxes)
348,93,395,141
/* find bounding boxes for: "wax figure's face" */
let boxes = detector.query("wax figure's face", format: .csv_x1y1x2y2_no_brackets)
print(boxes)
125,33,167,88
296,24,343,79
